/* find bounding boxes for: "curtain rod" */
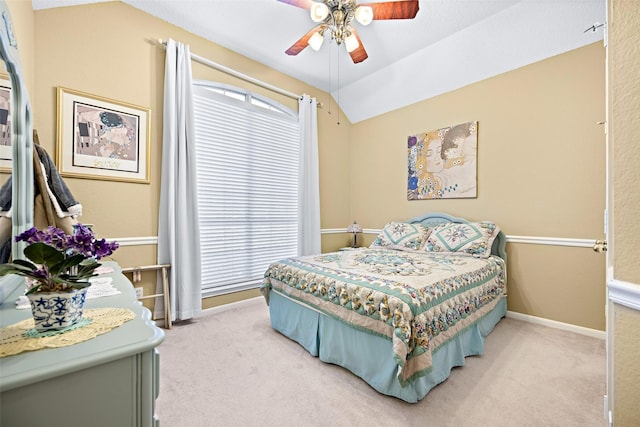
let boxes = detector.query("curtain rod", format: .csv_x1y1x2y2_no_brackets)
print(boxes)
158,38,301,101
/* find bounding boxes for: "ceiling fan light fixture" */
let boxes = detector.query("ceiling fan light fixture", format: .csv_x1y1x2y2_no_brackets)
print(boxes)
280,0,419,63
354,5,373,26
310,2,329,22
308,31,325,51
344,32,359,53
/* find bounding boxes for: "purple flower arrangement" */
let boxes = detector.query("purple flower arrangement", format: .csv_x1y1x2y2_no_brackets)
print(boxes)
0,224,119,294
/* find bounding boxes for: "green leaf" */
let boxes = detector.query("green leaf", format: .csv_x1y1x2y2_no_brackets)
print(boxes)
50,276,91,290
24,283,44,295
11,259,38,270
0,262,40,277
0,264,25,275
77,260,101,276
23,243,64,267
50,253,85,275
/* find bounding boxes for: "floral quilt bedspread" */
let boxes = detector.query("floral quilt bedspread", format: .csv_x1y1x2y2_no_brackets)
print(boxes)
261,248,506,386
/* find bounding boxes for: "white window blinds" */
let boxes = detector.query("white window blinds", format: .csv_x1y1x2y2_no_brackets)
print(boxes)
192,83,300,297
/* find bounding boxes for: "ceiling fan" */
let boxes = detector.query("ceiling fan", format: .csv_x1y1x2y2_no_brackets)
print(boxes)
278,0,420,64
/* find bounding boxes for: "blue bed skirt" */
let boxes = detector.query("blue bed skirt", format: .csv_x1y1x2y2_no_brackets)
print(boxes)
268,290,507,403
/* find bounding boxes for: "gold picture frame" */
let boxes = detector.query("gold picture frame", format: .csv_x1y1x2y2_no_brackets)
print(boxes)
56,87,151,184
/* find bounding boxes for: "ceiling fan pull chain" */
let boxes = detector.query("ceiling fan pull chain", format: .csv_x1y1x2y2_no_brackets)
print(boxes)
336,45,341,125
328,40,333,118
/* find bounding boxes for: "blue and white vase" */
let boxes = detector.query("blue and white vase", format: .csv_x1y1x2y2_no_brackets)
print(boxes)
26,287,88,332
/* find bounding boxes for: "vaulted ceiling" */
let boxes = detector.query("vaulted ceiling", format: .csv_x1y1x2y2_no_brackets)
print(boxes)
32,0,606,123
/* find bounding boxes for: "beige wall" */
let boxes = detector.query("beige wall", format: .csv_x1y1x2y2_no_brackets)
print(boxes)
613,303,640,425
351,42,607,330
610,0,640,285
608,0,640,425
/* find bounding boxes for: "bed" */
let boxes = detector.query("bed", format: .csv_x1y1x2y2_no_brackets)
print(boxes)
260,212,507,403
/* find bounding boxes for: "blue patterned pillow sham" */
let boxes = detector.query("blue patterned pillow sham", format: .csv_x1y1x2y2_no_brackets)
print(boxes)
423,221,499,258
370,222,430,251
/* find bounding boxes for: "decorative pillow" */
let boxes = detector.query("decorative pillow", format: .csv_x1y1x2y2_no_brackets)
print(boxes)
423,221,499,258
370,222,430,252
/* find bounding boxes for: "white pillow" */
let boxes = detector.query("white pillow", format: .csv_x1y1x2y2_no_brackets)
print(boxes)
370,222,430,252
423,221,499,258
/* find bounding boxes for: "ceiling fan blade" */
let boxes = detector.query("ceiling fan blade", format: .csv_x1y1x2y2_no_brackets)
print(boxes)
276,0,313,10
348,29,368,64
361,0,419,20
285,26,323,56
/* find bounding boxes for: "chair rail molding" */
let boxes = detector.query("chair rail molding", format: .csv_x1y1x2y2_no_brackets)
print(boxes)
108,236,158,246
608,277,640,311
335,229,596,248
113,232,597,249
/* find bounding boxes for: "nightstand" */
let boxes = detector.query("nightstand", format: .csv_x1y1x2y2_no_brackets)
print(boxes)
339,247,361,251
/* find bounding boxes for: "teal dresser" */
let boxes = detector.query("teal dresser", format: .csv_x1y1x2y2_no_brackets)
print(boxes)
0,262,165,426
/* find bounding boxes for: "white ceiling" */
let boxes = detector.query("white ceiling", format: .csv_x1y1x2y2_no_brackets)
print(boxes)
32,0,606,123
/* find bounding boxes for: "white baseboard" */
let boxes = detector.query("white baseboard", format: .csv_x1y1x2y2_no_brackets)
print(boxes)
196,298,606,340
198,298,605,341
506,310,605,339
201,295,264,317
153,296,265,327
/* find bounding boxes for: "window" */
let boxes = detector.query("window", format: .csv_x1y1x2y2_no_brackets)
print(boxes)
192,82,300,297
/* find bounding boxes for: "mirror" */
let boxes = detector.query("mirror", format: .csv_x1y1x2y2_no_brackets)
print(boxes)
0,0,33,302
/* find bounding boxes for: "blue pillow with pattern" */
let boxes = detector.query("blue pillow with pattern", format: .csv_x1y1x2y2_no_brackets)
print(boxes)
423,221,499,258
370,222,430,251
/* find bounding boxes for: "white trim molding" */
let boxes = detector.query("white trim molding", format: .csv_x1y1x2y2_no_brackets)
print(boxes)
506,310,605,339
351,228,596,248
321,228,381,235
199,298,608,340
321,228,348,234
111,232,597,249
608,278,640,311
506,235,595,248
202,295,264,316
108,236,158,246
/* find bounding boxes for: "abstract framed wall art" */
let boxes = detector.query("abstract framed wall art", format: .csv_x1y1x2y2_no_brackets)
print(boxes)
0,74,11,171
56,87,150,184
407,121,478,200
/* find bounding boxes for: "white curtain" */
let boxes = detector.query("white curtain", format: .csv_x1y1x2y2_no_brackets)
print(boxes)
156,39,202,321
297,94,321,256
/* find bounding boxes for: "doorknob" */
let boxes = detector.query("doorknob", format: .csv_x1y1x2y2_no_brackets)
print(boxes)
593,240,608,253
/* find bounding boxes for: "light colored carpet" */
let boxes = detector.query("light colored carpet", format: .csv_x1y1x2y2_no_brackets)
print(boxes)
156,298,605,427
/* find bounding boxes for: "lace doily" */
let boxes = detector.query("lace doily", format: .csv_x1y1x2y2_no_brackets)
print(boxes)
0,308,135,358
